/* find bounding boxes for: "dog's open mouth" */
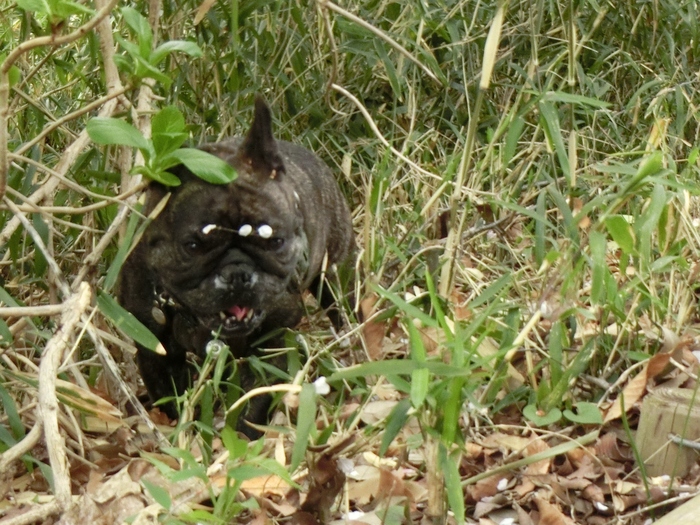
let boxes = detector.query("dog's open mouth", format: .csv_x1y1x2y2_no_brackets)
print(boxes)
217,305,258,332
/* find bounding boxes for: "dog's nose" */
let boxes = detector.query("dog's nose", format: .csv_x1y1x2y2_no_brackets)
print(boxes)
218,265,257,288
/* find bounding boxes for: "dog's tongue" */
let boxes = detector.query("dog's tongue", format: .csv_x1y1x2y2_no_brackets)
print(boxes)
228,305,249,321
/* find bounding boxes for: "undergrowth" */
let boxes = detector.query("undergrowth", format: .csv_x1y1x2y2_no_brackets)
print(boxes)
1,0,700,523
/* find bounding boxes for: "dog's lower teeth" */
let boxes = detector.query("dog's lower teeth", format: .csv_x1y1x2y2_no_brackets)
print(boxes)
245,309,254,321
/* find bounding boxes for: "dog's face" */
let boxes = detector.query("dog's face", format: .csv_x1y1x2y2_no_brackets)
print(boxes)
142,171,308,336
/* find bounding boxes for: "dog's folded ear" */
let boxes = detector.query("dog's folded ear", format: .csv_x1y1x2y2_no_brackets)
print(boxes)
240,96,286,180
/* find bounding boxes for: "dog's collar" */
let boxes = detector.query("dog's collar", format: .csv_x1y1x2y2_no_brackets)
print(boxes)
150,286,180,326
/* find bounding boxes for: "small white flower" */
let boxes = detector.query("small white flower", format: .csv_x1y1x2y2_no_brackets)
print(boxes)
496,478,508,491
201,224,217,235
313,376,330,395
258,224,273,238
238,224,253,237
205,339,228,357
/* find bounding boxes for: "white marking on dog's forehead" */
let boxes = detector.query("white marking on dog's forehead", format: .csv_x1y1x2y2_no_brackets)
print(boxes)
238,224,253,237
257,224,273,238
201,224,217,235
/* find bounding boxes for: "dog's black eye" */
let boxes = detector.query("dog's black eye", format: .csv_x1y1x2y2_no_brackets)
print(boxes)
269,237,285,249
184,241,200,253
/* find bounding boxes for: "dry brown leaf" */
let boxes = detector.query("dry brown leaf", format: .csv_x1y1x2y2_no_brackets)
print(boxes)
239,474,291,497
603,363,649,422
301,453,346,524
523,438,550,476
248,508,273,525
594,432,630,462
290,510,321,525
568,454,602,481
257,489,299,517
514,502,536,525
359,400,398,424
330,512,383,525
360,294,387,360
482,432,532,453
347,476,380,505
193,0,216,24
513,476,536,497
376,468,410,503
418,325,444,356
474,338,525,390
465,442,483,459
473,493,508,519
451,289,471,321
581,483,605,503
466,475,506,503
535,496,576,525
552,476,591,491
647,352,672,378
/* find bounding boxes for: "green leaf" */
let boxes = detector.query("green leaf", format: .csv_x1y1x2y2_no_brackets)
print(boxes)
0,425,17,449
534,191,546,266
538,100,570,181
374,40,401,100
621,151,664,195
221,426,248,460
0,383,25,440
604,216,635,254
504,115,525,166
372,284,438,328
152,106,186,135
132,165,182,186
442,375,465,444
328,359,469,383
0,55,21,88
96,290,164,354
162,447,199,469
406,320,426,362
688,147,699,166
103,203,143,292
152,131,188,158
142,479,172,510
469,272,511,309
131,54,174,87
563,402,603,424
167,149,238,184
441,445,466,524
522,404,562,426
410,368,429,409
121,7,152,52
50,0,93,19
548,321,564,385
637,184,666,264
542,91,611,109
290,383,316,471
0,318,12,346
15,0,50,15
87,117,151,151
589,230,607,305
151,41,204,65
379,398,411,456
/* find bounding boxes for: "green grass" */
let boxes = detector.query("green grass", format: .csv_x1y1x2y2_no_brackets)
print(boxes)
1,0,700,523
